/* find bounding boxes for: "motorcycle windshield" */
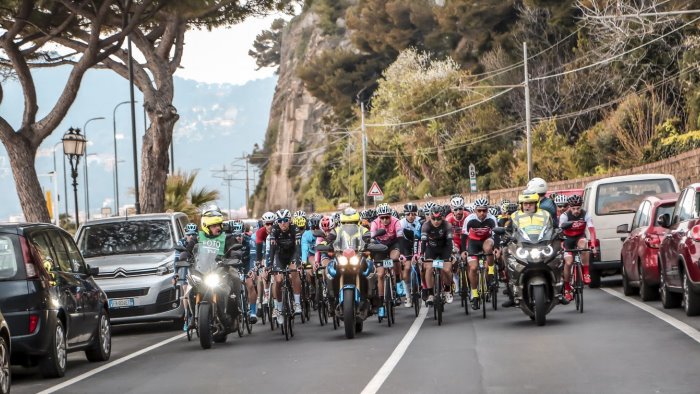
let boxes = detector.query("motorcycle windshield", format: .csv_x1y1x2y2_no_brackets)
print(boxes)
514,224,556,245
194,244,219,274
333,224,366,251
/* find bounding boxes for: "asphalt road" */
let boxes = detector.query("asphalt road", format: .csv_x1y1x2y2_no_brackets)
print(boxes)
12,277,700,394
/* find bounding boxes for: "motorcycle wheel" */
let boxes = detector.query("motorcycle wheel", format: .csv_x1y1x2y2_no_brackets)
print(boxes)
199,303,213,349
343,288,356,339
533,285,547,326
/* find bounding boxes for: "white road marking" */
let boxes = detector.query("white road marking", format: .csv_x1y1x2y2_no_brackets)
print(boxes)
38,333,186,394
602,288,700,344
361,305,428,394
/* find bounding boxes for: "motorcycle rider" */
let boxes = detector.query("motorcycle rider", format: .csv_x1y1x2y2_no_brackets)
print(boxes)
421,205,454,304
527,177,558,227
460,198,498,309
270,209,302,324
399,202,421,308
175,223,198,331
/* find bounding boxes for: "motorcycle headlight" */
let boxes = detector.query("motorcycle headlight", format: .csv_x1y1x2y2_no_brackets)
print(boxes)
542,245,554,257
204,274,221,288
350,256,360,266
516,247,529,259
530,248,543,260
338,256,349,266
156,260,175,276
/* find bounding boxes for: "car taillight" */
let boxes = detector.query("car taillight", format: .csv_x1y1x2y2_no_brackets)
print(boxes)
644,233,661,249
28,314,39,334
19,236,38,278
691,225,700,242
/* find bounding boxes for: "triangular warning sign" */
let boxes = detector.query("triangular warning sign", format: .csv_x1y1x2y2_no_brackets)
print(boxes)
367,181,384,197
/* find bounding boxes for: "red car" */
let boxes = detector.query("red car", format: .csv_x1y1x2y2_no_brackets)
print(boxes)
657,183,700,315
618,193,678,301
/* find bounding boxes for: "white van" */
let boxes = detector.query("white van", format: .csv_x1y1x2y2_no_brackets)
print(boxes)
582,174,679,287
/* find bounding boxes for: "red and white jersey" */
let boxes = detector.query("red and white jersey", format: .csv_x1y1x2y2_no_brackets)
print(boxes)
560,209,594,237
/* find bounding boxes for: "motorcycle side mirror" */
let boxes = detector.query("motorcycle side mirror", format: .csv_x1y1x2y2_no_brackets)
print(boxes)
312,230,326,238
493,227,506,235
316,244,332,252
560,222,574,230
366,243,388,253
374,229,387,237
224,244,244,256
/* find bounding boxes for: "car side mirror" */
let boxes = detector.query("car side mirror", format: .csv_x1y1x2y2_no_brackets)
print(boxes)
616,223,630,234
87,264,99,276
657,214,670,228
374,229,387,237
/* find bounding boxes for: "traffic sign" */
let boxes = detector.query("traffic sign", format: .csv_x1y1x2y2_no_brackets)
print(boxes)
469,163,477,192
367,181,384,197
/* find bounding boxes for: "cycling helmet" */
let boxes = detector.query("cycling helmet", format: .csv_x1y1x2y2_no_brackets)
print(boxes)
391,209,399,219
442,205,451,216
293,210,307,219
488,207,499,217
465,203,474,213
518,191,540,204
555,194,569,206
500,199,511,212
230,220,244,234
309,213,322,221
320,215,335,231
340,207,360,224
430,205,444,219
423,201,436,212
473,198,489,208
359,210,371,220
567,195,583,207
403,202,418,213
185,223,198,235
308,216,321,229
506,203,519,214
527,177,548,194
262,211,276,223
450,196,465,210
292,215,307,228
417,208,425,217
275,209,292,222
376,203,392,216
201,208,224,236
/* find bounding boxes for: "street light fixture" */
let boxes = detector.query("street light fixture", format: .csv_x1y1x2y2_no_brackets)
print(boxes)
113,100,136,216
62,127,86,228
83,117,105,220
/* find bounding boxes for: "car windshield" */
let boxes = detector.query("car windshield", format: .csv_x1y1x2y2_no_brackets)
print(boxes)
333,224,366,251
78,220,174,257
0,235,18,279
596,179,675,216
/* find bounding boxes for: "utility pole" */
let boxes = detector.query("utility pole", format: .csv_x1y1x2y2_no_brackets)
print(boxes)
212,164,246,218
361,101,368,209
523,42,533,181
233,154,251,218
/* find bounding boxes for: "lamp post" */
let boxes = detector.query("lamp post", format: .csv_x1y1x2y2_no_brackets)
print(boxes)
83,117,105,220
63,127,86,228
113,100,135,216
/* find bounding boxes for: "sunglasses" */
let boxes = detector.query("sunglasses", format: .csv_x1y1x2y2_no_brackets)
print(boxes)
264,222,273,226
475,209,487,213
379,215,391,220
453,207,464,211
431,216,443,221
556,204,568,208
277,218,290,223
406,212,416,216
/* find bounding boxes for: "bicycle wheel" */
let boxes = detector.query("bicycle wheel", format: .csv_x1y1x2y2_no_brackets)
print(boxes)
480,270,487,319
282,287,290,341
436,271,443,325
576,263,584,313
384,276,393,327
491,275,498,311
461,270,470,315
411,269,421,317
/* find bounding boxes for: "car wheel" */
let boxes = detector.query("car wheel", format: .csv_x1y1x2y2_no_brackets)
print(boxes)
660,264,681,309
682,269,700,316
622,264,637,296
86,310,111,362
0,336,10,394
638,262,658,302
39,319,67,378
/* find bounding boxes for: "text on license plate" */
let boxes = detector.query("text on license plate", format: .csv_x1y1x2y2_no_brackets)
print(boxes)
109,298,135,308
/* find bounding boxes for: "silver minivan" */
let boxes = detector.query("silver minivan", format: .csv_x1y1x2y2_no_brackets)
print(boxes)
75,213,190,325
582,174,679,287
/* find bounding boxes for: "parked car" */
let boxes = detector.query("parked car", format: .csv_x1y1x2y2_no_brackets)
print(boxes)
657,183,700,315
75,213,188,325
0,309,10,394
0,223,110,378
617,193,678,300
581,174,680,287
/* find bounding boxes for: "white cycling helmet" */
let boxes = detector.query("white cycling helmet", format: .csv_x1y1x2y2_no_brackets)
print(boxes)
473,198,489,208
376,203,392,216
554,194,569,205
528,177,548,194
450,196,465,210
262,211,276,222
275,209,292,220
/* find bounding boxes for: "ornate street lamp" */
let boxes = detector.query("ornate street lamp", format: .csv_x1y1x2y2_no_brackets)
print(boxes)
62,127,86,228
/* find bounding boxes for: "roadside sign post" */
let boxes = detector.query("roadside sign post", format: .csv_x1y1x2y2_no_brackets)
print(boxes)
367,181,384,205
469,163,477,193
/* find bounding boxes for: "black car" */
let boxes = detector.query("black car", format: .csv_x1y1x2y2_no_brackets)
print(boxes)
0,223,111,378
0,309,10,394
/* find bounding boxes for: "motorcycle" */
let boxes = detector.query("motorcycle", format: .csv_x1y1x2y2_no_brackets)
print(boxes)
183,242,244,349
315,227,387,339
495,223,565,326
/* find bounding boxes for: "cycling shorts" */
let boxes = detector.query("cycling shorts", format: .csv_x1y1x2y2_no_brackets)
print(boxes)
564,236,586,254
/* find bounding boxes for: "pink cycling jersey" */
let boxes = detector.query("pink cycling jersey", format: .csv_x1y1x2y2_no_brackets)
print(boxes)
370,216,403,244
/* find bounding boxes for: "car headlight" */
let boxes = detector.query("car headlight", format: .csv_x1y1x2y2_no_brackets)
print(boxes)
156,260,175,276
350,256,359,266
338,256,349,266
204,274,221,288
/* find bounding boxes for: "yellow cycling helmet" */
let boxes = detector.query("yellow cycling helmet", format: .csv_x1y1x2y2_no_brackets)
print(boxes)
201,208,224,236
518,191,540,204
340,207,360,224
292,216,307,228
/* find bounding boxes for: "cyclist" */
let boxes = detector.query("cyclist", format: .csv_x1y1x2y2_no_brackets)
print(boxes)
421,205,454,304
174,223,197,331
255,211,276,314
371,203,404,318
399,202,422,307
270,209,302,324
423,201,437,221
231,220,258,324
527,177,558,227
460,198,497,309
554,194,569,218
295,214,316,304
560,195,598,297
446,195,468,299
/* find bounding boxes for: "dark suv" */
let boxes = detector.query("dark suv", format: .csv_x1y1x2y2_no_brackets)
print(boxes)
0,223,111,378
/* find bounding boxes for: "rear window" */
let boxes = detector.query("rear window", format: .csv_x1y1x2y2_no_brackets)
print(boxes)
0,235,19,279
595,179,675,216
77,220,174,257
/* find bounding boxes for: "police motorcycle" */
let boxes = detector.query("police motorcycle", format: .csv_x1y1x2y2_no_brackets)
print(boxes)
315,227,387,339
494,222,567,326
178,240,245,349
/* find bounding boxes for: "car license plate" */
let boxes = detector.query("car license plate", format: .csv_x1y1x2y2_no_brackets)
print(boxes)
109,298,135,308
433,260,444,269
382,259,393,268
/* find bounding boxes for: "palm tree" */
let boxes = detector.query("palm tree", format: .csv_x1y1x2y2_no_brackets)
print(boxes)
165,170,220,223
